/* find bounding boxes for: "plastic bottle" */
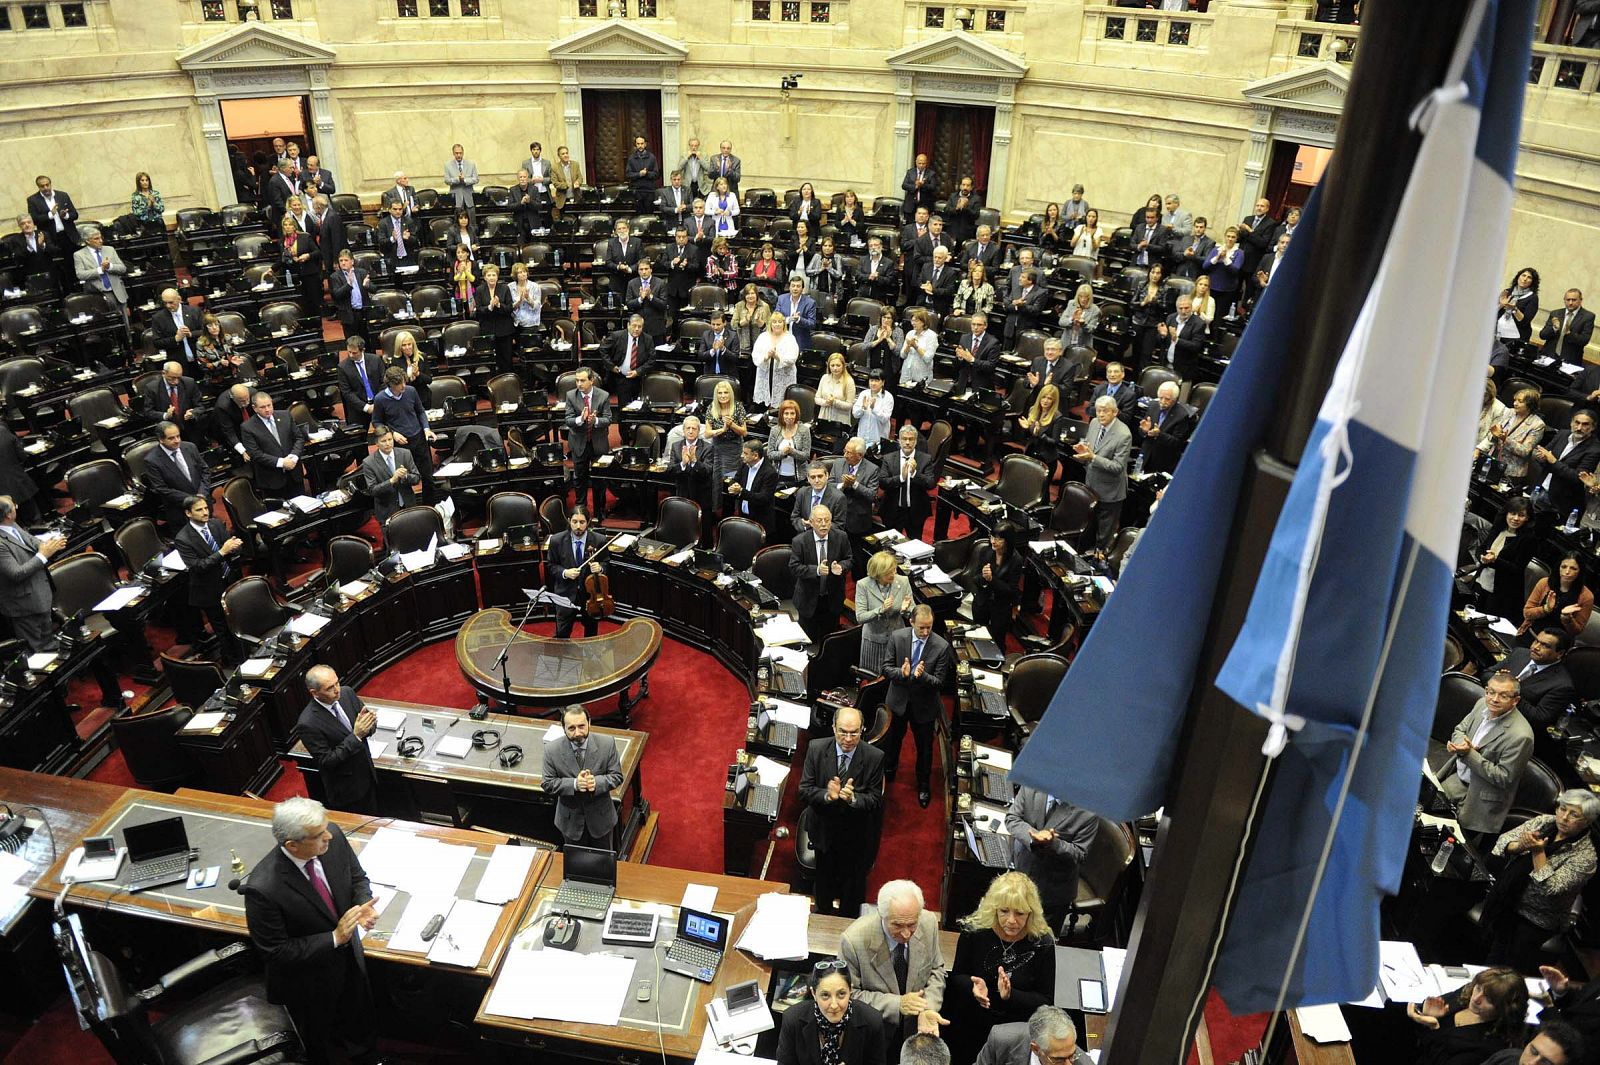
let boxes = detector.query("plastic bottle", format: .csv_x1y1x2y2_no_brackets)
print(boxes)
1431,835,1455,874
1568,508,1582,530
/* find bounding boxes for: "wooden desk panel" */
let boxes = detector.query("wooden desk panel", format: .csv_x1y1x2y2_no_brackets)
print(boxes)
0,768,130,934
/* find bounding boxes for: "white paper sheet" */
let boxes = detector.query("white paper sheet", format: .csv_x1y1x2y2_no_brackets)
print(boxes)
681,883,719,913
160,549,186,572
975,743,1013,770
1102,947,1127,1009
26,652,59,671
921,564,954,584
357,828,475,901
93,586,144,612
388,892,457,953
734,892,810,961
185,711,227,731
751,755,791,790
475,844,538,905
1295,1004,1351,1043
1378,940,1437,1003
426,898,501,966
367,739,389,758
890,539,934,560
400,536,437,572
372,708,407,731
288,613,329,636
435,461,474,478
433,735,472,759
483,948,637,1023
338,579,373,597
756,616,811,647
763,646,809,672
696,1025,778,1065
763,698,811,729
972,668,1004,693
239,658,274,678
256,510,292,527
289,495,323,513
439,542,472,561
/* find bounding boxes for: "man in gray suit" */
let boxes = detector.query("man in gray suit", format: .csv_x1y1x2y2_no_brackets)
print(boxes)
1073,396,1131,550
72,228,129,326
360,428,420,525
792,462,847,534
976,1007,1093,1065
839,879,948,1046
445,143,479,226
564,367,612,519
541,705,623,850
829,438,881,577
0,495,68,651
1006,785,1099,933
1441,671,1535,842
883,606,953,808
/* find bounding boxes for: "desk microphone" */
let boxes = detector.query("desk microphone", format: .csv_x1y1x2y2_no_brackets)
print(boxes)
228,869,251,893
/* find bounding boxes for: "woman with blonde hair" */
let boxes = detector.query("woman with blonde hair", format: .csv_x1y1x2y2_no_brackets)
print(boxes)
945,871,1057,1065
856,550,913,674
815,351,856,427
387,329,432,406
751,313,800,408
704,378,748,508
1475,378,1507,457
1019,383,1065,478
1190,274,1217,323
1058,283,1099,349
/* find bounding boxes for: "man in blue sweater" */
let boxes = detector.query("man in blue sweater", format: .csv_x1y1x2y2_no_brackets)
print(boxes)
371,367,439,504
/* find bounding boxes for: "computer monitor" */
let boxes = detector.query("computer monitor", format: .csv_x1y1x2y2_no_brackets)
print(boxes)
676,908,729,951
563,844,617,888
122,816,190,863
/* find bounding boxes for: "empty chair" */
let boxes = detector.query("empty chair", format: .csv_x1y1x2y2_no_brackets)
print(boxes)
482,491,537,537
66,458,133,510
539,494,568,532
1006,652,1069,727
113,518,167,573
1048,482,1099,541
640,372,684,405
1187,381,1218,416
385,506,444,553
1064,818,1137,944
1138,365,1180,398
751,544,796,601
110,704,200,792
716,517,765,572
689,284,727,311
992,454,1051,510
221,575,292,645
648,496,702,548
258,301,304,336
487,373,524,410
233,233,272,261
160,653,227,710
49,552,123,636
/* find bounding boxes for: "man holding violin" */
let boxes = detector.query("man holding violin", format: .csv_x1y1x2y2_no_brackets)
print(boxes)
548,505,608,638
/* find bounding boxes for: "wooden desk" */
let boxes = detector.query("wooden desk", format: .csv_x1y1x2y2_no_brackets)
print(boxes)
456,609,663,716
1282,1009,1357,1065
33,788,549,981
475,857,786,1063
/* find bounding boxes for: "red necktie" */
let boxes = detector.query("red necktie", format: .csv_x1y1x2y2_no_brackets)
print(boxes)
169,385,180,418
304,859,336,918
626,340,636,373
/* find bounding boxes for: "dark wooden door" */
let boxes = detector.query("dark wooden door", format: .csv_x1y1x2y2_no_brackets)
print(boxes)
912,102,995,199
582,89,662,187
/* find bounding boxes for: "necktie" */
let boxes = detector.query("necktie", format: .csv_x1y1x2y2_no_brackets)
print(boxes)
325,698,352,731
4,526,24,545
838,751,851,776
893,943,910,994
267,416,280,447
583,390,592,431
356,360,372,400
817,537,827,568
200,524,217,551
575,538,584,566
812,491,822,508
385,451,395,476
169,385,180,417
625,339,636,373
1046,795,1059,816
1094,426,1105,448
394,219,407,258
304,859,337,918
911,638,924,670
173,447,189,479
95,250,110,289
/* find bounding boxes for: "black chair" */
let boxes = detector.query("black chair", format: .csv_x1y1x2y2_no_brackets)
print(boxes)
641,372,684,406
110,704,200,792
221,576,292,647
53,912,302,1065
1432,672,1484,743
325,535,376,588
160,653,227,710
385,506,444,553
1511,757,1563,821
1563,646,1600,703
1138,366,1180,398
647,496,702,549
49,552,124,638
783,384,817,423
932,532,979,583
539,494,569,532
1006,653,1069,728
1048,482,1099,544
716,517,766,573
992,454,1050,511
482,492,537,538
752,544,797,601
1063,818,1138,945
115,518,169,574
67,458,135,511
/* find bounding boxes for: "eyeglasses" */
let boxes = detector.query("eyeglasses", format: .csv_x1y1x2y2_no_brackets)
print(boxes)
813,959,849,974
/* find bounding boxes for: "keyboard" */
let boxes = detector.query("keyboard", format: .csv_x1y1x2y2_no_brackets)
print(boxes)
977,689,1008,718
127,854,191,892
763,720,799,750
601,909,660,944
552,882,614,919
667,938,722,973
972,828,1012,868
744,783,780,818
979,768,1012,803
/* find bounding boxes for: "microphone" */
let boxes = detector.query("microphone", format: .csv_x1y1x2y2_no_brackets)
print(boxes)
228,869,251,893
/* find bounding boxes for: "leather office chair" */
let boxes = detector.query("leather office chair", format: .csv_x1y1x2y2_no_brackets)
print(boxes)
221,476,273,561
631,423,661,458
810,333,846,363
1541,395,1574,432
932,531,979,579
123,438,161,483
67,458,134,511
53,913,303,1065
233,233,272,261
1005,653,1069,729
1048,482,1099,544
1525,558,1552,602
482,492,537,538
111,703,200,792
385,506,444,554
1432,671,1485,745
783,385,818,424
716,517,766,572
859,679,892,746
487,373,524,410
992,455,1051,511
554,369,581,401
752,545,797,602
222,576,292,648
430,374,468,407
1441,633,1467,674
695,374,735,405
1511,757,1563,821
160,653,227,710
641,372,684,406
114,518,168,574
688,284,727,312
1106,526,1142,575
49,552,123,638
539,494,569,532
258,302,304,336
1561,647,1600,704
410,285,448,317
437,319,479,356
647,496,702,549
1013,331,1049,364
1138,366,1180,397
325,535,376,588
1187,381,1218,417
1578,612,1600,650
1063,817,1137,945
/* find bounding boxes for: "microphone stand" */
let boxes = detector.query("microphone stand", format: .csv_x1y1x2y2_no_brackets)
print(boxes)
490,587,550,713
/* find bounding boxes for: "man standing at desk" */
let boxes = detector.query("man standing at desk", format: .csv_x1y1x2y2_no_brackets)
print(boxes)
883,606,953,809
547,506,607,639
799,706,883,917
542,705,623,850
790,503,852,646
840,879,948,1048
297,665,379,815
1442,670,1534,846
244,796,380,1065
0,495,67,651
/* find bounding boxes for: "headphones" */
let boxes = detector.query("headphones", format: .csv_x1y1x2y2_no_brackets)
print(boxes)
497,744,524,768
472,728,502,750
396,734,425,758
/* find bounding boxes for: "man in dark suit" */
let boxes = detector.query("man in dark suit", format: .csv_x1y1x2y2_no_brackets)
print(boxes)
298,665,379,814
263,161,300,231
541,705,624,848
1091,361,1141,426
603,220,641,286
952,312,1001,394
626,134,660,215
900,153,937,220
328,250,371,344
1006,787,1099,933
1544,289,1598,367
976,1008,1094,1065
171,494,245,664
301,157,336,197
791,461,847,534
1137,381,1196,475
311,195,343,277
944,177,982,245
1153,295,1206,377
141,361,203,431
829,439,881,575
1529,970,1600,1060
797,706,883,916
1236,197,1281,277
376,199,417,273
360,428,419,526
1168,216,1216,280
668,417,714,514
378,172,417,218
27,175,81,251
1129,208,1171,270
662,229,702,311
725,440,779,529
336,338,386,430
0,496,66,651
916,245,960,316
623,265,669,345
656,171,692,229
0,425,39,524
564,368,612,518
1532,408,1600,520
547,506,608,639
882,606,952,807
243,796,380,1065
242,391,307,497
880,425,935,539
213,383,256,456
912,216,957,291
152,288,206,367
856,236,899,304
699,308,742,378
789,504,853,646
1494,629,1580,729
5,217,59,288
962,225,1002,274
1024,339,1074,402
1003,269,1050,344
144,421,209,527
370,369,438,504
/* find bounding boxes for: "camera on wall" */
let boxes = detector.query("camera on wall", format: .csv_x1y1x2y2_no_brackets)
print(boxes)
780,74,803,91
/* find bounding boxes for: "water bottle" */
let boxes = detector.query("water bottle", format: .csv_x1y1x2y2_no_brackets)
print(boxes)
1568,508,1581,531
405,297,415,319
1560,703,1578,737
1430,835,1455,874
1132,451,1145,477
559,290,568,312
450,294,458,316
552,248,562,267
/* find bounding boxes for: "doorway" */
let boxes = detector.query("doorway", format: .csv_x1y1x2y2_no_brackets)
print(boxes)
221,95,314,202
1262,139,1331,216
912,101,995,201
581,90,662,188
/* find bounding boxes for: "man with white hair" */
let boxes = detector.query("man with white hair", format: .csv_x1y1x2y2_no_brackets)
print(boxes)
1154,293,1206,378
918,244,959,315
902,1034,953,1065
244,796,380,1064
296,665,379,815
1137,379,1196,475
72,227,129,325
976,1005,1093,1065
1073,396,1132,550
381,171,416,218
789,501,852,645
839,879,949,1049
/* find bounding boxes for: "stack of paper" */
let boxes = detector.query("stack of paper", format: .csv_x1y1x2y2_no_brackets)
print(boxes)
25,652,59,671
93,586,145,612
372,707,407,731
160,549,186,571
972,668,1004,693
289,495,324,513
890,539,934,561
239,658,275,678
666,547,695,566
288,613,330,636
440,542,472,561
426,899,501,967
756,615,811,647
484,949,636,1023
762,697,811,728
435,461,474,478
475,844,538,905
1295,1004,1352,1043
763,646,809,673
256,510,292,527
608,533,639,552
921,564,955,584
735,893,810,961
338,579,372,598
750,755,791,789
1102,947,1127,1010
356,827,476,901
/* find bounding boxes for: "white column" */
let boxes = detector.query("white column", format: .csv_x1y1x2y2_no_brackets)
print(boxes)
561,62,586,175
308,66,341,189
1238,104,1272,220
660,66,680,159
892,74,914,188
989,85,1014,216
195,81,235,209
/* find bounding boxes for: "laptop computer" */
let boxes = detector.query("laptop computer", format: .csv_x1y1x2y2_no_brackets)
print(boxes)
732,769,780,818
122,816,194,893
663,907,729,983
550,845,616,920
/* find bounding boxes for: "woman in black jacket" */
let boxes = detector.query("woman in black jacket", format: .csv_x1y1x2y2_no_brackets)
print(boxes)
277,214,321,315
943,871,1058,1065
474,263,516,372
966,522,1026,653
776,963,885,1065
1475,495,1540,623
1496,266,1539,355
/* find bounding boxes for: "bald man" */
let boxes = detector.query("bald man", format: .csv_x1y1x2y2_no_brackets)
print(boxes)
790,503,853,646
297,665,379,814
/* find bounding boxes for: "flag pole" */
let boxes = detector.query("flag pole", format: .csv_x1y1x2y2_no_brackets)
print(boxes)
1099,3,1474,1061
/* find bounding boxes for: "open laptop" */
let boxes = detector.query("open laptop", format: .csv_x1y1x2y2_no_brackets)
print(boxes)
663,907,729,983
550,845,616,920
121,817,194,893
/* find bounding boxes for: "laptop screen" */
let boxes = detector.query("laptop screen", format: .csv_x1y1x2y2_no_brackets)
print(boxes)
678,908,728,950
564,844,617,887
123,817,189,862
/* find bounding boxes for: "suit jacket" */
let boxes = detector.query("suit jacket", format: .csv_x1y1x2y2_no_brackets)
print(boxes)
1445,700,1535,833
475,281,515,337
151,305,207,364
1237,213,1282,273
144,442,209,525
604,329,656,380
797,737,884,857
541,732,622,840
603,237,641,274
774,293,817,351
1130,220,1172,267
855,252,899,299
241,410,307,495
917,262,960,313
296,686,378,812
243,823,372,1008
698,324,741,378
963,240,1002,273
337,354,387,420
1157,313,1207,379
1006,786,1099,915
173,517,239,606
1169,232,1217,278
977,1022,1094,1065
563,386,612,459
552,159,584,211
789,528,853,620
791,484,848,534
1092,380,1141,425
0,525,52,615
1542,307,1597,365
301,167,335,196
727,459,779,525
547,528,609,605
1009,284,1051,333
1544,979,1600,1056
1080,417,1132,503
212,389,256,451
955,330,1001,392
776,993,885,1065
880,447,935,523
900,166,938,216
1139,401,1196,475
72,245,127,303
328,266,371,328
668,437,713,500
375,214,418,261
141,375,203,426
1533,430,1600,518
623,281,669,339
839,909,947,1028
379,185,417,217
826,456,881,535
625,149,660,189
1493,648,1579,728
361,446,419,524
884,627,951,721
314,206,344,272
656,184,693,226
4,230,57,277
0,427,38,504
27,189,80,247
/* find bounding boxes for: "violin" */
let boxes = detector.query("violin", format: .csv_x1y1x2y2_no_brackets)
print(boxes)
584,565,614,618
